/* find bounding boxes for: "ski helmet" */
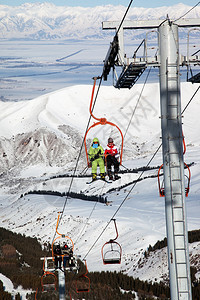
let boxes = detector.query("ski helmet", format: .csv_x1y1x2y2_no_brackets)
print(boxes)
108,137,113,143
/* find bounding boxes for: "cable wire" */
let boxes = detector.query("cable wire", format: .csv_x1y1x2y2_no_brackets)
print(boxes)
123,67,152,140
51,0,134,244
51,77,103,243
83,143,162,260
82,82,200,261
74,176,107,246
182,85,200,114
174,1,200,22
116,0,134,35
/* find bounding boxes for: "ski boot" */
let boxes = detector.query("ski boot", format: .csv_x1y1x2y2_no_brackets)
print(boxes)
107,170,113,180
100,173,106,181
92,173,97,181
114,173,121,180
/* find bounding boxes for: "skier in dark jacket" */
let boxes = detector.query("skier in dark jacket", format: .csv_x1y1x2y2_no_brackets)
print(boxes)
88,137,105,181
54,244,62,269
104,137,120,180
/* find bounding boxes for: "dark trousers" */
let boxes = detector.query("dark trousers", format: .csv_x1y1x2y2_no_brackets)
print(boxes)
55,256,62,268
106,155,119,173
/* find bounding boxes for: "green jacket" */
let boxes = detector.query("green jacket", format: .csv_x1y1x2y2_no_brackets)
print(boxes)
88,138,104,161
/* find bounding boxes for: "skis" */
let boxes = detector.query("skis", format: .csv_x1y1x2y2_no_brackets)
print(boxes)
86,178,112,184
86,175,121,184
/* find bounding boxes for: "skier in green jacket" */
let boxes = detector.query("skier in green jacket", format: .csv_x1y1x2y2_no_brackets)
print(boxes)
88,137,105,181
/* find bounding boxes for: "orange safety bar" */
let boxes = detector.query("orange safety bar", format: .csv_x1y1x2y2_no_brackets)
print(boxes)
84,77,124,167
158,163,191,197
76,260,90,293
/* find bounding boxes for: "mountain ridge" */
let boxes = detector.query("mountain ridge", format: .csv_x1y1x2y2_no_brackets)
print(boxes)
0,3,200,40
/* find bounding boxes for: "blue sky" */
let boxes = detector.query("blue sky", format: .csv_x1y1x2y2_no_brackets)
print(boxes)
0,1,199,8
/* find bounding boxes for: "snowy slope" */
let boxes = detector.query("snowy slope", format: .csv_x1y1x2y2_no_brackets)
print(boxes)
0,274,32,299
0,3,200,40
0,82,199,294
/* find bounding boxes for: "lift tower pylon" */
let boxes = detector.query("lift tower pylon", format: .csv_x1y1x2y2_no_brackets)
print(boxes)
102,17,200,300
159,20,190,300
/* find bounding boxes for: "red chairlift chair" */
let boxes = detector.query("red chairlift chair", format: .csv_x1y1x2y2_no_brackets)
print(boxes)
76,259,90,293
158,162,191,198
84,77,124,167
41,258,57,292
101,219,122,265
51,212,76,270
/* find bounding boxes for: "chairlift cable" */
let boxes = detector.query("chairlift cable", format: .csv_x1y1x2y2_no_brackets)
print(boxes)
123,66,152,140
51,77,103,243
74,180,107,246
192,48,200,56
82,143,162,261
181,85,200,114
174,1,200,22
74,201,98,246
82,84,199,259
116,0,134,35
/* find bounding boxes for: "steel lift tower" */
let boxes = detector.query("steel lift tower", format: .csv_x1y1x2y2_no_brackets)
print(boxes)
102,17,200,300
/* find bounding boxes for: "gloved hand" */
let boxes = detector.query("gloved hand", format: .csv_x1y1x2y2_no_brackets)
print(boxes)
94,153,99,160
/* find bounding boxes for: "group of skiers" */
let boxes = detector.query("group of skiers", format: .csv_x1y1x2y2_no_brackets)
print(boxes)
54,243,75,269
88,137,120,182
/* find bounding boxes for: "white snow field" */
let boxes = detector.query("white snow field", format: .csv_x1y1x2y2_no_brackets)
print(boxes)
0,82,199,300
0,2,200,297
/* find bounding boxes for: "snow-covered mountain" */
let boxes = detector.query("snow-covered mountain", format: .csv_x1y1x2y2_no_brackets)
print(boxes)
0,3,200,40
0,82,199,297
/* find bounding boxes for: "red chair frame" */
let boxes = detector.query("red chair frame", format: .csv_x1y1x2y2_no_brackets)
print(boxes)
84,77,124,167
101,219,122,265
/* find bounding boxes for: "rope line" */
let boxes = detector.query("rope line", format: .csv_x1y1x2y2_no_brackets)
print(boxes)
116,0,134,35
123,67,152,140
182,85,200,115
51,77,103,244
83,144,162,260
55,0,135,247
50,0,200,263
174,1,200,22
82,82,200,261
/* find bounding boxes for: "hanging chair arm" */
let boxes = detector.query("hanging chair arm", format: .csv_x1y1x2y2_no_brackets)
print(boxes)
55,212,62,236
112,219,119,241
158,164,164,196
182,131,186,155
184,162,191,184
89,77,102,121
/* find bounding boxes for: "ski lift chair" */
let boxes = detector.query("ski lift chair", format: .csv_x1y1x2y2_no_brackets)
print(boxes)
84,77,124,167
40,257,57,292
187,28,200,83
76,260,90,293
158,163,191,198
101,219,122,265
41,271,57,292
52,212,78,271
